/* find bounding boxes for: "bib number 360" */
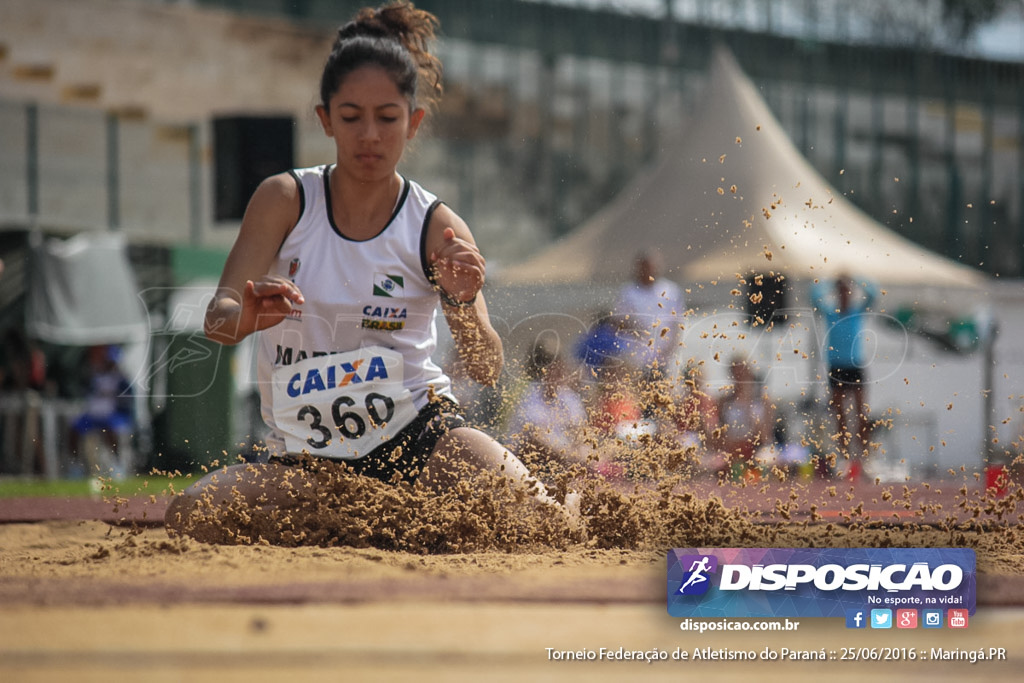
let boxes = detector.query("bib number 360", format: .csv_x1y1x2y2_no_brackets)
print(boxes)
297,392,395,449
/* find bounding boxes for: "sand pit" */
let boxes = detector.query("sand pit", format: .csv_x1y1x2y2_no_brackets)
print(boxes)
2,469,1024,682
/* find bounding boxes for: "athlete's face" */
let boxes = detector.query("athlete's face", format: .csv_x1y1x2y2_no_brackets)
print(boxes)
316,65,425,181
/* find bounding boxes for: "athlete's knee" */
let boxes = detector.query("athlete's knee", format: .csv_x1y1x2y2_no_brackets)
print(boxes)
163,491,197,535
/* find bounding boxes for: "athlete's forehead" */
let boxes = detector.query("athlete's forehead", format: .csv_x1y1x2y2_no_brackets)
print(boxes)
328,65,408,109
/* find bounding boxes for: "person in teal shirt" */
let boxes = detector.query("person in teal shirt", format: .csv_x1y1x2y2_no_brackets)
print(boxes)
810,273,879,480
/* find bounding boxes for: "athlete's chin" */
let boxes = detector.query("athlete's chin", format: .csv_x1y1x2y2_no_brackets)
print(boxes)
345,163,394,183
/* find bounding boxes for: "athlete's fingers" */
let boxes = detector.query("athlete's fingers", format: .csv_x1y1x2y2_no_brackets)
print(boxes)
436,254,485,279
249,278,295,297
437,252,485,271
433,245,485,270
258,295,294,313
248,277,304,304
431,227,479,264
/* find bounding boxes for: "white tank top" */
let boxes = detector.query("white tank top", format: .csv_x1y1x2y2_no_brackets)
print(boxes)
257,165,454,459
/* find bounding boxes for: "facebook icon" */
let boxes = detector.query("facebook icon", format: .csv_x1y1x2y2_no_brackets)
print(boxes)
845,609,867,629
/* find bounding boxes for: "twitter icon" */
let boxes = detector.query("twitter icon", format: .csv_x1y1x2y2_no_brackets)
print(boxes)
870,609,892,629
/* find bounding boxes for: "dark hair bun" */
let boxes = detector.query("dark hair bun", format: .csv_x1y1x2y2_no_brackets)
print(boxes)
332,2,442,108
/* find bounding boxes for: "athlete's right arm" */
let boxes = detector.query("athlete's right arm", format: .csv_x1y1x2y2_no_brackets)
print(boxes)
204,173,304,346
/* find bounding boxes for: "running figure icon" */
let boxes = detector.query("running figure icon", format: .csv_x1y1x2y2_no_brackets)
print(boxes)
679,556,713,593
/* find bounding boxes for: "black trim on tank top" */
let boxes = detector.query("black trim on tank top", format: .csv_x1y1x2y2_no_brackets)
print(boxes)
322,166,410,242
277,169,306,253
287,169,306,221
420,199,444,285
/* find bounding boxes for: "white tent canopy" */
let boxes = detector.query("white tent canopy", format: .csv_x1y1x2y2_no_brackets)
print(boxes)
27,232,149,345
498,46,987,292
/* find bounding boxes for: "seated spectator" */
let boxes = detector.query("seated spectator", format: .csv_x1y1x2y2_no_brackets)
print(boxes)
672,363,721,475
754,417,811,480
585,362,649,479
0,328,49,475
69,345,134,476
506,343,590,479
574,310,624,381
589,363,643,437
714,359,774,481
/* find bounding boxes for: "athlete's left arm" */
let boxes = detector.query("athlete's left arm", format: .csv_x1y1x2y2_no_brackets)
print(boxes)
425,204,504,386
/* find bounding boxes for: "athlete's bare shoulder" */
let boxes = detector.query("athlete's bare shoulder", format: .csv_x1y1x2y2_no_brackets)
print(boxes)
425,201,475,256
237,172,302,245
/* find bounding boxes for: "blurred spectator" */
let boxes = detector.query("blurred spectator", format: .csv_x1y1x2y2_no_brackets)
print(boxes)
445,346,502,431
574,309,625,381
586,362,649,479
506,343,590,478
612,250,684,383
0,329,49,474
589,362,643,437
1,328,47,393
69,345,134,476
672,363,721,474
810,273,879,480
715,359,774,481
754,416,812,480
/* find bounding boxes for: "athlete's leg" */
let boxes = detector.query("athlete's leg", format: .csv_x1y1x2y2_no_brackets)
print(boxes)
419,426,568,512
164,462,318,537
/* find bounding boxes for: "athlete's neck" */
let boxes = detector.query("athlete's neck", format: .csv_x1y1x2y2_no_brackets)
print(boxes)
328,168,404,240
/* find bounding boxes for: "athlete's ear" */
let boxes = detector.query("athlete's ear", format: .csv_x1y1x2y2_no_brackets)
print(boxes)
315,104,333,137
407,107,425,140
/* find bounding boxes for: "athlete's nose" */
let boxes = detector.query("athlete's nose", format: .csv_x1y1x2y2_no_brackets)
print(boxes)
360,119,380,142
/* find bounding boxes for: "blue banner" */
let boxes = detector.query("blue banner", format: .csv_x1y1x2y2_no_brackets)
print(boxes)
667,548,976,620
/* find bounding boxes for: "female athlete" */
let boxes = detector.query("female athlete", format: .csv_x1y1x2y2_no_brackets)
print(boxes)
165,1,569,538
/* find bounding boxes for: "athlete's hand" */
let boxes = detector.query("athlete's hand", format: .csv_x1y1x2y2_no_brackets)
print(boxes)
430,227,485,304
241,275,305,331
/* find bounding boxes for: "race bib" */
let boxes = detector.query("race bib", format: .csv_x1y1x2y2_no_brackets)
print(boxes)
271,346,419,460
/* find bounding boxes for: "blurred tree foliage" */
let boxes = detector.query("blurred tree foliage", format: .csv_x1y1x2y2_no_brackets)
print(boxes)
940,0,1022,40
848,0,1022,48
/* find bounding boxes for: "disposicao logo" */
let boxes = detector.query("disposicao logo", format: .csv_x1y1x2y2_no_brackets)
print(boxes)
667,548,976,620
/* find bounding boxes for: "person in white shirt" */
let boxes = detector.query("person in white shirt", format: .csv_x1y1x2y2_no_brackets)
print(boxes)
507,344,590,477
613,250,683,378
612,250,684,421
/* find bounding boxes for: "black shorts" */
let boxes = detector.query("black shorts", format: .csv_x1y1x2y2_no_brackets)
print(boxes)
828,366,865,388
270,396,466,485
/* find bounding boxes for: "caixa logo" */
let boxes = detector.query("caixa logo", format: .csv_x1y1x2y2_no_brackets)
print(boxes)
667,548,976,619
